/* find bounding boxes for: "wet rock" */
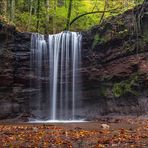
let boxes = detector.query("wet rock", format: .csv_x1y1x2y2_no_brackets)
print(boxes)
0,100,20,119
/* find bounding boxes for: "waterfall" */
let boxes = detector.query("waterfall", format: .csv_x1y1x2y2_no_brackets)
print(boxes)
30,32,82,120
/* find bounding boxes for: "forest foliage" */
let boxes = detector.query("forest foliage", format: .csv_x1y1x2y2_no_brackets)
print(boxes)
0,0,144,34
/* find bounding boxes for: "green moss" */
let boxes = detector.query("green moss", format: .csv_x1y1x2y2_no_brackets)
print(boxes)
118,28,128,35
112,83,124,97
117,20,124,26
138,39,146,49
92,34,106,49
116,28,129,38
143,35,148,43
123,38,146,53
112,75,138,97
100,87,107,97
123,41,135,52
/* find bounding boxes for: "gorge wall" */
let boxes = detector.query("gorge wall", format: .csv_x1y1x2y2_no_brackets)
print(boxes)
0,4,148,120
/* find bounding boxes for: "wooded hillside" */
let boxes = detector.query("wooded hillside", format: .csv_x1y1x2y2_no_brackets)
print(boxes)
0,0,144,33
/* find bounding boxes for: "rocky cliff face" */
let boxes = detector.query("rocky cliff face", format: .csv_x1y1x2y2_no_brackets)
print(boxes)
80,4,148,118
0,4,148,120
0,25,31,120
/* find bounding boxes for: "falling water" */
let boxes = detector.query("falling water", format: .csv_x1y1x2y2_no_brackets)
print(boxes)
30,32,82,120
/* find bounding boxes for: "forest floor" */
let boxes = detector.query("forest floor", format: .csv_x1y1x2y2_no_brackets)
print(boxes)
0,116,148,147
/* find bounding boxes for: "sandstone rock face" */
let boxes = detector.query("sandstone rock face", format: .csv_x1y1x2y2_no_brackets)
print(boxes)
0,4,148,120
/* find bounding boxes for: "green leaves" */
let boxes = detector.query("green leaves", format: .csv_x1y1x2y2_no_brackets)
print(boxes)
1,0,144,33
112,75,139,97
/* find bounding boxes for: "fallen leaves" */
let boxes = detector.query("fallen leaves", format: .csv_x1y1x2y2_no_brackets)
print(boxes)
0,119,147,147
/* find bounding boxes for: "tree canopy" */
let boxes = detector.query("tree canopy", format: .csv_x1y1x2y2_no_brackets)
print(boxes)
0,0,144,34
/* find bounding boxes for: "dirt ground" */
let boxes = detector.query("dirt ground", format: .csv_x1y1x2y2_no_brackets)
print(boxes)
0,116,148,147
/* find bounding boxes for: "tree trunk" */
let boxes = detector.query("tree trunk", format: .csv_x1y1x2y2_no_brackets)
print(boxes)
66,0,73,30
65,8,119,29
36,0,40,32
53,0,57,34
44,0,50,34
57,0,64,6
99,0,108,24
8,0,15,22
0,0,7,15
27,0,33,31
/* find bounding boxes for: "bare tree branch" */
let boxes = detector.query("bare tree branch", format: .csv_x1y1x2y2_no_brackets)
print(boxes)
64,7,120,30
